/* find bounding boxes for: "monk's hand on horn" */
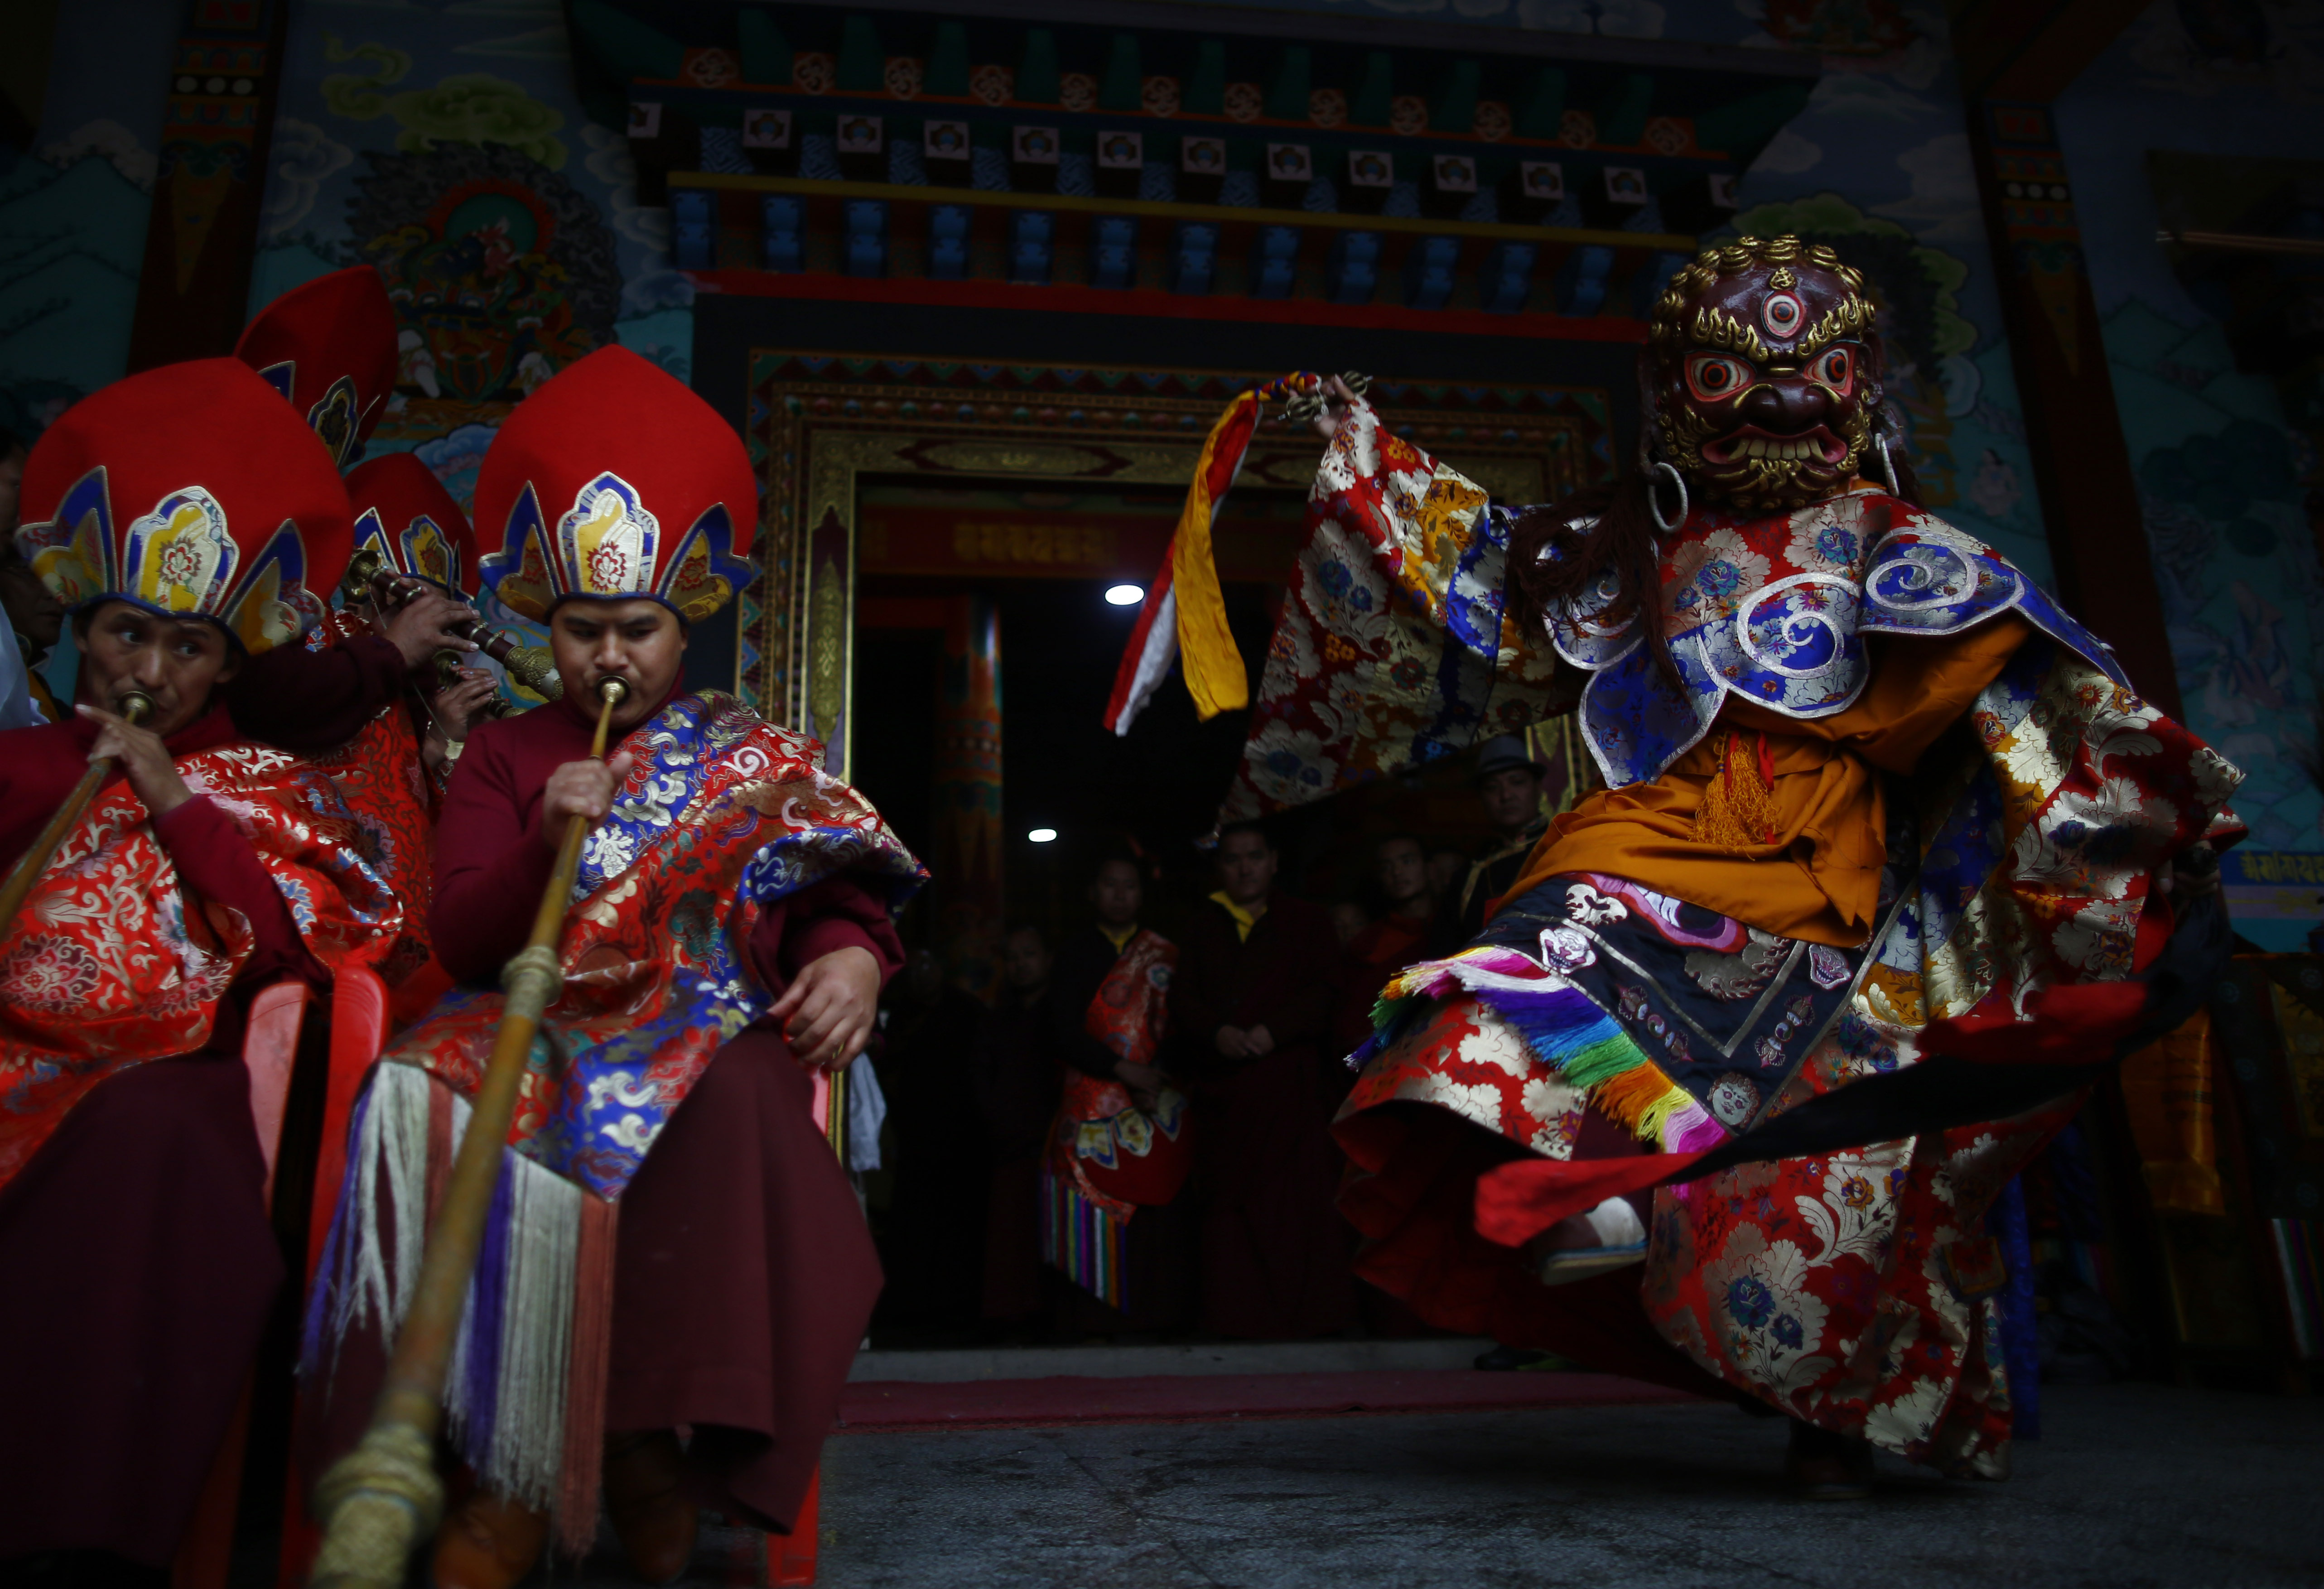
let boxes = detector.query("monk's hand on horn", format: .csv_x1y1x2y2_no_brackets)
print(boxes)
428,667,500,745
1309,375,1365,444
774,945,882,1070
78,702,194,819
540,750,635,847
377,584,480,670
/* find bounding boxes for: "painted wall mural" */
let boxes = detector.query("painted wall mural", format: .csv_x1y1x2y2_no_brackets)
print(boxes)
2057,0,2324,882
241,0,695,670
0,1,179,441
251,0,688,470
12,0,2317,900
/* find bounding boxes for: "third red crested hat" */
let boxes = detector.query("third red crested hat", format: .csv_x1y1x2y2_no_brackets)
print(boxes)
234,266,400,468
343,452,477,597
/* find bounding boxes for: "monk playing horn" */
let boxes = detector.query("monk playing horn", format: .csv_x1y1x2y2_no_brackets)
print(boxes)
0,359,401,1573
299,346,925,1587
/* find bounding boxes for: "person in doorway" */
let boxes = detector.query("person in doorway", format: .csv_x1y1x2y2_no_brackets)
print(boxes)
1336,833,1438,1050
1440,736,1557,946
1423,845,1468,915
1171,822,1353,1338
1043,852,1196,1333
298,347,923,1585
976,925,1060,1328
0,359,399,1575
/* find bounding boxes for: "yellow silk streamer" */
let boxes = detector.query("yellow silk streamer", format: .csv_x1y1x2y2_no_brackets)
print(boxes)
1172,390,1258,720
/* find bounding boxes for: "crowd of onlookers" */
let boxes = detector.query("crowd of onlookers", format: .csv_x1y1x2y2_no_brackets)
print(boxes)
865,735,1565,1345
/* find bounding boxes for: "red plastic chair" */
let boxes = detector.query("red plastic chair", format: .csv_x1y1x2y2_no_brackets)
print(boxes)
261,974,830,1585
274,964,392,1587
173,978,314,1589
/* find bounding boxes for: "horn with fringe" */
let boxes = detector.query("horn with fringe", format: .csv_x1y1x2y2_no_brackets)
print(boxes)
308,674,629,1588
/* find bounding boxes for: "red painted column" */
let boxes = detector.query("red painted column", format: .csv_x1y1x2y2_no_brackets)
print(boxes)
933,592,1003,997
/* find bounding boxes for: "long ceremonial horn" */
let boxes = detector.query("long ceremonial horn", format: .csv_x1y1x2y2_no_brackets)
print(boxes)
309,673,630,1588
342,547,564,702
0,689,154,940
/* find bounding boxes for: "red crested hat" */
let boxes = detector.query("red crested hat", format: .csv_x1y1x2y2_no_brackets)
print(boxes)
473,346,757,624
234,266,399,468
13,358,352,655
344,452,476,596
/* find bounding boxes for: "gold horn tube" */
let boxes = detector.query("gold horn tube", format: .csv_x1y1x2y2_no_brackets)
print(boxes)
342,546,564,701
308,673,629,1588
0,689,153,940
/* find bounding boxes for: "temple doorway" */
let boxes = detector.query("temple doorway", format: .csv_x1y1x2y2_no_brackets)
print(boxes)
725,349,1608,1348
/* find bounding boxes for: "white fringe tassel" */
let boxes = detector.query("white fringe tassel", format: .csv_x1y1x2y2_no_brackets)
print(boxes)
324,1062,583,1515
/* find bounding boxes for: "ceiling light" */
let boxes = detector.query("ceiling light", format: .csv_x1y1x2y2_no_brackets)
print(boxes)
1104,583,1144,607
1027,827,1058,843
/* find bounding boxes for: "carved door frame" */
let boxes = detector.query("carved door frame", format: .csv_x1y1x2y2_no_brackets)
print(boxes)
739,352,1612,782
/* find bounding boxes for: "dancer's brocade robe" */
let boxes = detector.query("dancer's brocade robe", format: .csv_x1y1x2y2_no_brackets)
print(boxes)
1254,405,2242,1470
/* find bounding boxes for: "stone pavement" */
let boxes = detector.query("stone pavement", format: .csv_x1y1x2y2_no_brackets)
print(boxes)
805,1381,2324,1588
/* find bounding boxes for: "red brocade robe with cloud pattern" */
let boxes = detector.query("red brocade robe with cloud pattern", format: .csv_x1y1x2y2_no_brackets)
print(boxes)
0,701,402,1563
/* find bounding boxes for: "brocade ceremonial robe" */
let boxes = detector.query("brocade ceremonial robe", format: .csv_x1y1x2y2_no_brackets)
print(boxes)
1041,929,1193,1323
0,700,397,1564
1034,927,1201,1332
1240,405,2243,1470
241,612,446,998
303,685,915,1546
1170,891,1356,1339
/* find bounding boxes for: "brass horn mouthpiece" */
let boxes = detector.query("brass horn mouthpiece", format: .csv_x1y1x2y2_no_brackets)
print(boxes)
116,690,154,725
597,676,630,708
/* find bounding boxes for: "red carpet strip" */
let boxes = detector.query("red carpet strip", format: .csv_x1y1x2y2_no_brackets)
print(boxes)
837,1369,1702,1430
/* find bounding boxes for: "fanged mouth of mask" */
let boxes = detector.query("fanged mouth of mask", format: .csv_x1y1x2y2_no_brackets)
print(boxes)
1701,427,1849,467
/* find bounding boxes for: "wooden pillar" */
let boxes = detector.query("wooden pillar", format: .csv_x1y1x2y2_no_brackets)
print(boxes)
934,592,1003,997
125,0,290,371
1948,0,2184,717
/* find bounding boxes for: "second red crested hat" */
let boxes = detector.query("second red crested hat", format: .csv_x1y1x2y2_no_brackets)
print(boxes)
234,266,400,469
343,452,477,597
13,358,352,655
473,346,757,623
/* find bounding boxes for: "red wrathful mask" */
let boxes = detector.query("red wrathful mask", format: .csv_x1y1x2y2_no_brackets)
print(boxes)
1646,237,1885,515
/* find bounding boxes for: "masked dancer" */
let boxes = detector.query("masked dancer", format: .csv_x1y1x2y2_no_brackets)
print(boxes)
1130,236,2242,1491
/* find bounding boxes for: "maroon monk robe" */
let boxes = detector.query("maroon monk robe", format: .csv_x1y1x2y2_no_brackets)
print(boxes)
1334,911,1431,1053
0,701,324,1566
313,684,898,1533
227,630,414,752
1169,891,1357,1339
